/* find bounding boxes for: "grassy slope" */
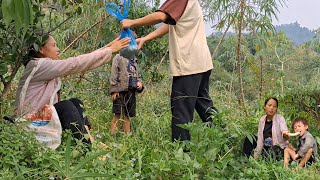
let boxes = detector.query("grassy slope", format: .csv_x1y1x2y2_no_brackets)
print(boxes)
1,64,319,179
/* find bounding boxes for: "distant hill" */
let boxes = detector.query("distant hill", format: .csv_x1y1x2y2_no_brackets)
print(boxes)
275,22,315,46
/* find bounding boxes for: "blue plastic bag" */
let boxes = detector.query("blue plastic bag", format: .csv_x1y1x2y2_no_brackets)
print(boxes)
106,0,138,59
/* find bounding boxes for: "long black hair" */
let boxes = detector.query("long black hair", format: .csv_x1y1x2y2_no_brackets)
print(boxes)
22,33,50,66
264,97,278,107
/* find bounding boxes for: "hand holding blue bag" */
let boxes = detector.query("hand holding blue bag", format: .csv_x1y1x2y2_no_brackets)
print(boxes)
106,0,138,59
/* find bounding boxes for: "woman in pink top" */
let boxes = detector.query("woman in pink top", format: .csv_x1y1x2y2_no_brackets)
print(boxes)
13,34,129,144
253,97,290,159
243,97,289,158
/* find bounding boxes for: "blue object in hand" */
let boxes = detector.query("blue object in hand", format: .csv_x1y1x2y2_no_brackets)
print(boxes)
106,0,138,59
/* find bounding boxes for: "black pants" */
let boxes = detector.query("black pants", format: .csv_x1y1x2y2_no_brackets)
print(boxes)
54,98,90,144
243,136,283,160
171,70,217,142
243,135,258,157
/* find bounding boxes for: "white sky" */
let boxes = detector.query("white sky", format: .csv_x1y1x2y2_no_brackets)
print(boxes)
203,0,320,35
156,0,320,34
272,0,320,30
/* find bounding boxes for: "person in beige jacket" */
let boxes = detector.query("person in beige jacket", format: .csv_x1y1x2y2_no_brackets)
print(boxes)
121,0,218,143
14,34,130,144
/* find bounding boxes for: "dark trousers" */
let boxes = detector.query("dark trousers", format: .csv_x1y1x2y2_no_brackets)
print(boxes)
243,136,257,157
171,70,216,142
54,98,90,144
243,136,284,160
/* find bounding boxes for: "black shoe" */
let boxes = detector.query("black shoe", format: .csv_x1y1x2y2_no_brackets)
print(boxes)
3,116,15,123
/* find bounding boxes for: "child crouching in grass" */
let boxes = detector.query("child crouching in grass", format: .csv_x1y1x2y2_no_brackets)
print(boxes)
284,117,318,168
109,53,144,135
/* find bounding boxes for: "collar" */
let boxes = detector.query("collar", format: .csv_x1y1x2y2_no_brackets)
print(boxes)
300,131,310,140
265,114,277,122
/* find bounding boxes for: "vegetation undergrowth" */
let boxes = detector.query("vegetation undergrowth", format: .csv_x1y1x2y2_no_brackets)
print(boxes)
1,0,320,179
1,72,320,179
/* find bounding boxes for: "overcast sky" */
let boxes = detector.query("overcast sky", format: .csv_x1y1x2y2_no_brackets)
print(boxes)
155,0,320,34
203,0,320,35
272,0,320,30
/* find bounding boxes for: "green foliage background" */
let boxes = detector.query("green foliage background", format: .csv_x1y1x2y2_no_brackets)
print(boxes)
1,0,320,179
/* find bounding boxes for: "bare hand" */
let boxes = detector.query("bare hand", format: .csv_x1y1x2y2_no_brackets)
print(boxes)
108,37,130,53
137,81,143,90
121,19,134,29
136,38,146,50
283,131,289,140
293,153,299,160
111,92,119,102
106,36,120,47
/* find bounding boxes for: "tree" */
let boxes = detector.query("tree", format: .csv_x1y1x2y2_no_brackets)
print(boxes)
284,85,320,129
202,0,287,115
305,28,320,54
1,0,37,116
0,0,82,116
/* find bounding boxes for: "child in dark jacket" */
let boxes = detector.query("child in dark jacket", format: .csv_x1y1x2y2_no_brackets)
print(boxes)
109,54,144,134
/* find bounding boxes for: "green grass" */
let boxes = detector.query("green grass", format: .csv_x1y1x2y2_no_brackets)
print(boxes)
1,67,319,179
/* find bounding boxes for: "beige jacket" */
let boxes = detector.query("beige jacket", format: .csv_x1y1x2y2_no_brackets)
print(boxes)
14,48,112,116
167,0,213,76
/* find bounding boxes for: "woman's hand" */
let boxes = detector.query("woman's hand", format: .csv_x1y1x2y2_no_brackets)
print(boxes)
111,92,119,102
282,131,289,140
108,37,130,53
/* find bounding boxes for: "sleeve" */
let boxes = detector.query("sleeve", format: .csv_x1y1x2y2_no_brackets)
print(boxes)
157,0,188,25
32,48,112,81
279,115,288,133
297,136,314,158
254,117,265,155
109,55,120,94
136,60,142,83
136,60,144,93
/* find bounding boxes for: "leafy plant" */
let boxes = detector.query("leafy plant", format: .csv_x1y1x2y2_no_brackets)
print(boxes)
49,133,111,179
0,122,53,179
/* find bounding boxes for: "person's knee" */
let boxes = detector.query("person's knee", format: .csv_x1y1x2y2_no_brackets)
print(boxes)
69,98,83,105
54,100,75,114
305,148,313,158
284,147,289,153
56,99,72,106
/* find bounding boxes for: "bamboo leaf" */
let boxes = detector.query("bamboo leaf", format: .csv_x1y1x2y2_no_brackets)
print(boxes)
49,158,66,177
65,133,72,176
